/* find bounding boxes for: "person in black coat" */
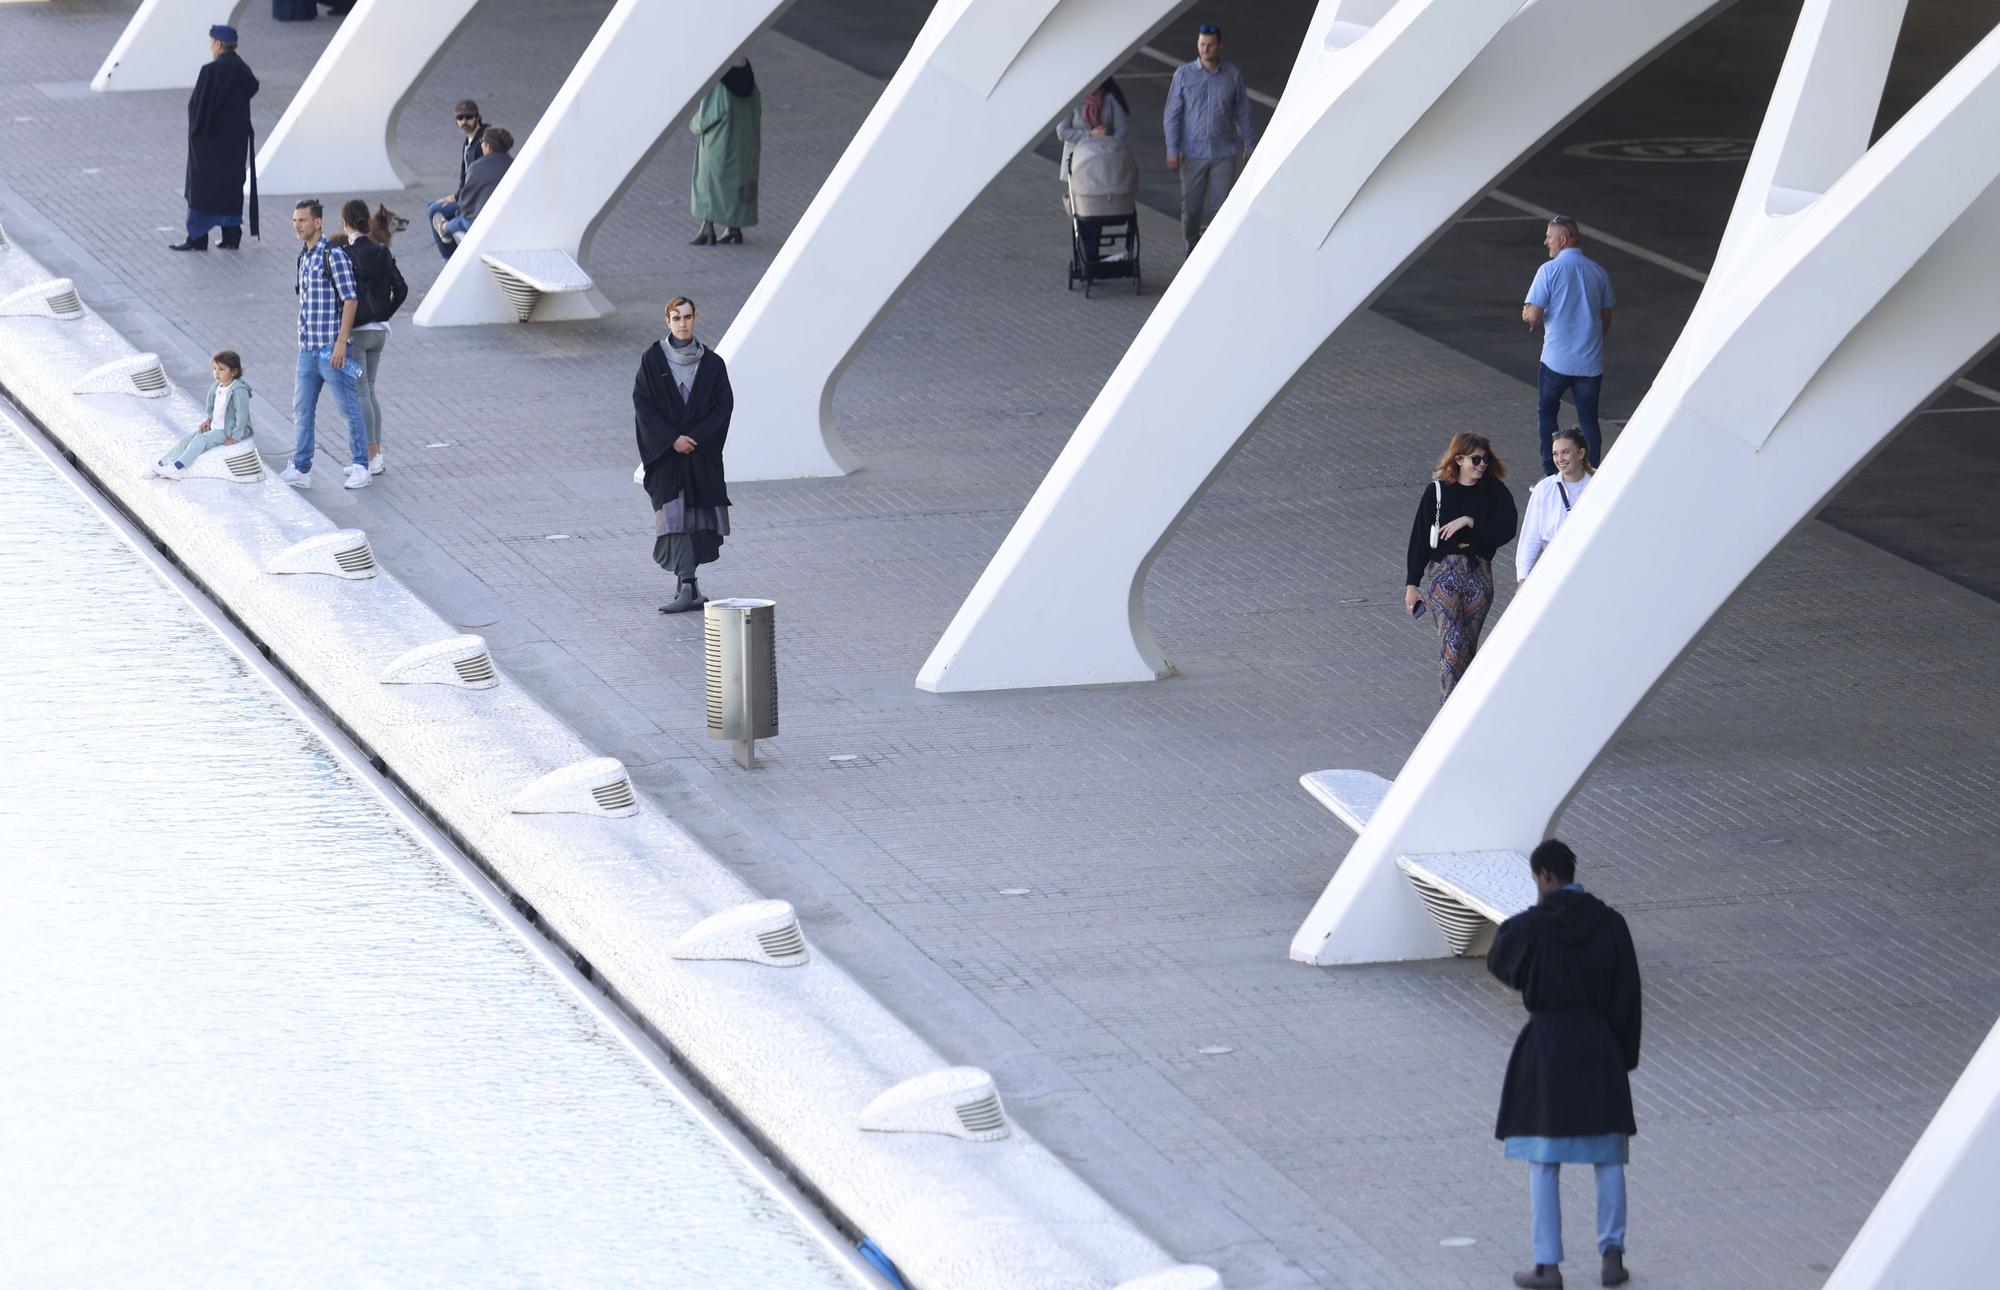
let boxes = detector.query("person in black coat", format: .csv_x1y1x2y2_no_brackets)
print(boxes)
635,296,733,614
1404,431,1518,701
173,26,259,252
1488,840,1643,1289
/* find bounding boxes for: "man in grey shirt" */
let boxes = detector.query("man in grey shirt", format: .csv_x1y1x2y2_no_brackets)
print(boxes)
1164,22,1255,253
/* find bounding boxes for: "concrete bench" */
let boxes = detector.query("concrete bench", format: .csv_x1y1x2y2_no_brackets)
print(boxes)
1300,769,1537,956
479,249,594,323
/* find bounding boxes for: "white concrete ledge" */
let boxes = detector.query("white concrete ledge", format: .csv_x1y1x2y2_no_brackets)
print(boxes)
0,242,1207,1290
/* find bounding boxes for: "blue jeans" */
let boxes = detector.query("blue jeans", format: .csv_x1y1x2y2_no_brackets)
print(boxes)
1529,1162,1627,1265
1537,362,1603,476
426,198,461,259
292,346,370,473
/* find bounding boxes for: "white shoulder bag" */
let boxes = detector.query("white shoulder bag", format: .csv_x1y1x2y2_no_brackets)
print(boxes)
1427,480,1443,549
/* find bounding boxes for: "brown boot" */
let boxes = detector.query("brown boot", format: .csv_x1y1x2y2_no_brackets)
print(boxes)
1601,1249,1628,1286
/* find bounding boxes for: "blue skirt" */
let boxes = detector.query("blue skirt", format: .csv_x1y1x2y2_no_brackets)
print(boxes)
1504,1134,1629,1165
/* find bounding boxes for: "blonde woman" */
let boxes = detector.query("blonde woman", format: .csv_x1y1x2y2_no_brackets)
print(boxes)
1404,432,1518,699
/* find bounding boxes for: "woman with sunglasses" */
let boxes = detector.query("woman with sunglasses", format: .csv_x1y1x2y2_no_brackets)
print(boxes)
1405,433,1518,700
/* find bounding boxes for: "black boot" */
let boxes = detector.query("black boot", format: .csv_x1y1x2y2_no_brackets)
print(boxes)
168,233,210,252
716,227,743,244
217,226,242,250
689,221,716,246
1600,1249,1628,1287
1513,1266,1563,1289
658,578,706,614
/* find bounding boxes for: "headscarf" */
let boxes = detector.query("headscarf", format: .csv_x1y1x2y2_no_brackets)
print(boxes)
1081,90,1105,130
721,61,756,99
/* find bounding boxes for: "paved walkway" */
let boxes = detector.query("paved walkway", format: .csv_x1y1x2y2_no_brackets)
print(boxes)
4,4,1998,1288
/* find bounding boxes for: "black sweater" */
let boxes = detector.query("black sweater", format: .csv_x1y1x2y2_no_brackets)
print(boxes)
1405,475,1519,586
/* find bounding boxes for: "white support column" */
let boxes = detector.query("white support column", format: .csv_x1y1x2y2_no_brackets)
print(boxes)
715,0,1196,482
411,0,798,331
1290,3,2000,966
255,0,488,194
92,0,251,93
915,0,1720,692
1823,1017,2000,1289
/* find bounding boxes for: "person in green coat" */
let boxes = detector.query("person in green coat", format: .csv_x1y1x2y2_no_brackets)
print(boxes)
689,60,761,246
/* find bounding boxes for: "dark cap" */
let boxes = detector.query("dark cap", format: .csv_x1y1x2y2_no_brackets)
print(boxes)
454,99,481,117
209,24,238,43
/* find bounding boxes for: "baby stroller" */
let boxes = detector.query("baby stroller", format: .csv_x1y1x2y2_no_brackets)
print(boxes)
1064,136,1141,297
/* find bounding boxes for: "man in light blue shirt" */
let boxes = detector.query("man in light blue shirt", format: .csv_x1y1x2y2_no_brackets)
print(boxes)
1522,216,1615,476
1164,23,1255,253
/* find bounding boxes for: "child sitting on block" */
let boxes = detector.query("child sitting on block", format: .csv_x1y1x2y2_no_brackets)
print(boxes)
151,350,252,479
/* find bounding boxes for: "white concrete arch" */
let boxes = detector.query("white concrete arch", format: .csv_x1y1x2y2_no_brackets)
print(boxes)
914,0,1723,692
93,0,251,93
255,0,488,194
1824,1015,2000,1289
1289,1,2000,966
716,0,1198,482
412,0,798,329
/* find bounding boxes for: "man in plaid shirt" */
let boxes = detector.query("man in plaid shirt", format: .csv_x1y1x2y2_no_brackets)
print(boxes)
279,198,373,490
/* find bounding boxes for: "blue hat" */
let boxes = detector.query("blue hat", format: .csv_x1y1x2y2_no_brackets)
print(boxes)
210,24,238,43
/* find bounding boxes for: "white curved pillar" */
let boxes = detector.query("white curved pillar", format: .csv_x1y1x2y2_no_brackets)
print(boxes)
92,0,251,93
255,0,488,194
915,0,1720,692
412,0,798,330
1291,3,2000,966
717,0,1196,482
1824,1017,2000,1289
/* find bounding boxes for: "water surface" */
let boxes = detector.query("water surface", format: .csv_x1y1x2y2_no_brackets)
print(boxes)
0,419,859,1289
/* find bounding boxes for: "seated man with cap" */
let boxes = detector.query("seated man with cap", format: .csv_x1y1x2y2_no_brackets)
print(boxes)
426,99,490,258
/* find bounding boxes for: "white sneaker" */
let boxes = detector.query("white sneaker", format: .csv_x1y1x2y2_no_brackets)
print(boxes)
368,452,385,476
142,463,164,480
278,465,310,488
343,463,372,490
162,461,188,480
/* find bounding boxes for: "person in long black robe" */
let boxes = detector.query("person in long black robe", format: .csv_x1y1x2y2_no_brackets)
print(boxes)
1488,840,1643,1288
635,297,733,614
175,28,258,251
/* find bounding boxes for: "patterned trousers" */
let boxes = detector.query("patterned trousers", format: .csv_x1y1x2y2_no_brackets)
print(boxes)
1425,555,1493,700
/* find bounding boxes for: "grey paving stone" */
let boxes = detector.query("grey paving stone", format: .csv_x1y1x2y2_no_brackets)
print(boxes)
4,4,1998,1289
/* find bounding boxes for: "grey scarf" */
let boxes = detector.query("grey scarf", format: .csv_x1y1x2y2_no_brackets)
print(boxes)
663,334,704,398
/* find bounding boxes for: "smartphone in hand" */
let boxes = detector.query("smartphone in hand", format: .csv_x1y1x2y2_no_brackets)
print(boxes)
1410,600,1426,619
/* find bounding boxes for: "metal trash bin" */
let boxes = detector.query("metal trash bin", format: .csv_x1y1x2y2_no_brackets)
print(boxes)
704,598,778,769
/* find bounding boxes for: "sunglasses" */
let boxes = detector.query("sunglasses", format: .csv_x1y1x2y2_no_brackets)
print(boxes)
1197,24,1220,34
455,113,478,121
1466,454,1488,465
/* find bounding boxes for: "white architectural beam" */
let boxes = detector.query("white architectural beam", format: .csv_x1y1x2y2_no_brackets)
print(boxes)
92,0,251,93
412,0,797,330
716,0,1196,482
1290,4,2000,966
916,0,1722,692
1823,1017,2000,1289
256,0,488,194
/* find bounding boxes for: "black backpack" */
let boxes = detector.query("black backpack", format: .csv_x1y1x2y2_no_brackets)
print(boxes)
345,238,406,326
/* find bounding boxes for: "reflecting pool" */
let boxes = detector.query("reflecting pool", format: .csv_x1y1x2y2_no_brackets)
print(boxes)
0,417,860,1289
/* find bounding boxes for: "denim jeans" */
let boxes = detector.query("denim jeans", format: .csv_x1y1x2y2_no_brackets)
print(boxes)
1537,362,1603,476
1529,1162,1627,1265
426,198,460,258
292,346,370,473
347,328,388,452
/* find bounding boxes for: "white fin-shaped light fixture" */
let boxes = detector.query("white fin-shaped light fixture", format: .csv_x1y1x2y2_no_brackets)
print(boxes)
671,900,810,967
508,756,638,818
379,634,498,690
